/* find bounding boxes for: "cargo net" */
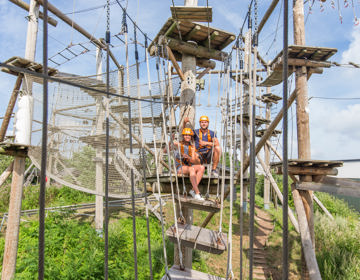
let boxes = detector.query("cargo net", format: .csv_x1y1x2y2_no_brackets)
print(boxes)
28,62,181,198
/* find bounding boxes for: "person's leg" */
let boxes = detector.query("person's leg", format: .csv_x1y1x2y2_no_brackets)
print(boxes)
212,145,221,170
177,166,190,176
194,164,205,185
188,166,202,194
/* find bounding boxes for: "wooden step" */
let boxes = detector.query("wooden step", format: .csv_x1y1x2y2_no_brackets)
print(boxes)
174,195,221,213
166,223,226,255
170,6,213,22
162,265,225,280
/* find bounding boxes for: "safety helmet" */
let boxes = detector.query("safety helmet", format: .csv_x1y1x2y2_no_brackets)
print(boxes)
182,128,194,136
199,115,209,122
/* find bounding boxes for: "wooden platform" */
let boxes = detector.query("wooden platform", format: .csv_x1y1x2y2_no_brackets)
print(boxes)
174,194,221,213
0,142,29,157
1,56,58,84
271,159,343,176
234,114,271,126
148,18,235,62
261,93,282,104
56,73,118,97
166,223,227,254
162,265,225,280
260,45,337,87
256,129,281,138
170,6,212,22
79,134,121,148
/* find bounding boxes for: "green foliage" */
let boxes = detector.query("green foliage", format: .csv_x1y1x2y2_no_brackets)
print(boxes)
0,185,94,213
315,213,360,280
314,192,359,220
0,212,172,280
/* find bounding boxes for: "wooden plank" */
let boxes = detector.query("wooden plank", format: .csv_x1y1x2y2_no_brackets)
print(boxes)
171,6,213,22
166,223,226,254
174,195,221,213
296,176,360,198
275,166,338,176
162,265,224,280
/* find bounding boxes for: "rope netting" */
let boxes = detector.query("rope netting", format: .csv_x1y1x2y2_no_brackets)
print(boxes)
28,60,181,198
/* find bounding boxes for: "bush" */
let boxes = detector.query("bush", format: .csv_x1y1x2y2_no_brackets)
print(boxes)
315,213,360,280
0,212,172,279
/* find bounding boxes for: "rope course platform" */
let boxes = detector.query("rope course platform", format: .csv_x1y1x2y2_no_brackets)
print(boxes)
260,93,282,104
260,45,337,87
256,128,281,138
174,195,221,213
146,174,233,194
271,159,343,176
166,223,227,254
170,6,213,22
234,114,270,126
148,18,235,62
1,56,58,81
0,142,29,157
162,265,225,280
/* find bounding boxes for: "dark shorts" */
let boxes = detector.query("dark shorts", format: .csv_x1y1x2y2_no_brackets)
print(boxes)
197,150,213,164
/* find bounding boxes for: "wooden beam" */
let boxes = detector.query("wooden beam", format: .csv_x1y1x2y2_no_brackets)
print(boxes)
9,0,58,27
297,176,360,198
164,21,178,37
196,67,211,80
0,75,23,142
184,25,201,41
273,57,331,69
166,46,185,81
1,157,25,280
202,31,219,48
258,0,279,35
35,0,121,69
267,141,334,220
291,184,322,280
0,161,14,187
274,166,338,176
164,36,228,62
218,35,236,50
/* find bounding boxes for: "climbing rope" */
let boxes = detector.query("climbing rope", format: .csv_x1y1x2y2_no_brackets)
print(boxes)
145,40,171,279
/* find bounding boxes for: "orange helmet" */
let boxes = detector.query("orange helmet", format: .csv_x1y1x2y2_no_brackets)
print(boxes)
199,115,209,122
182,128,194,136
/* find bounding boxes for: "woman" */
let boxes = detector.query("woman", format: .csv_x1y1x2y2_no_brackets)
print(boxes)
172,128,205,201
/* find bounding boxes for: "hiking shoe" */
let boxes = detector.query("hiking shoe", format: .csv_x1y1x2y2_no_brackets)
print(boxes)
211,169,219,178
189,189,196,198
194,193,205,201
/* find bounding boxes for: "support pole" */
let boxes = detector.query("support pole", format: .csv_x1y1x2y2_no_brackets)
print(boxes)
293,1,314,278
174,0,198,269
0,161,14,187
2,2,38,279
1,157,26,280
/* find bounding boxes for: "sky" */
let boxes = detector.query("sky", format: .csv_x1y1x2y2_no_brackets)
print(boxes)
0,0,360,161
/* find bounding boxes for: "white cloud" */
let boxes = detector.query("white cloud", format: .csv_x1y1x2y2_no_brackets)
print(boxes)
341,27,360,64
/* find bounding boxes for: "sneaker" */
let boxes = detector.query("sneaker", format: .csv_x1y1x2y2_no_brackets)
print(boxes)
194,194,205,201
189,189,196,198
211,169,219,178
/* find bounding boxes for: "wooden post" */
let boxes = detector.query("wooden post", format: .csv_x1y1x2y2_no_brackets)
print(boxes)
293,1,314,278
1,157,26,280
0,161,14,187
0,75,23,142
174,0,198,270
95,47,104,233
2,2,39,279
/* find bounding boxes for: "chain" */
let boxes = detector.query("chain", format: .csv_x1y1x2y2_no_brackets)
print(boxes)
122,9,128,34
253,0,258,46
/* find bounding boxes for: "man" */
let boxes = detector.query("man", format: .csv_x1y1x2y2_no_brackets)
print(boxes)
183,115,221,178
